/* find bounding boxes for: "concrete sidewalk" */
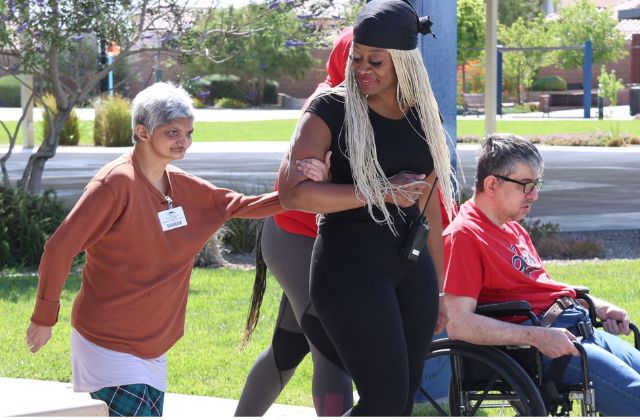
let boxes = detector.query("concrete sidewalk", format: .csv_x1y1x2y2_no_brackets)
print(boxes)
3,104,636,122
0,377,315,417
1,107,303,123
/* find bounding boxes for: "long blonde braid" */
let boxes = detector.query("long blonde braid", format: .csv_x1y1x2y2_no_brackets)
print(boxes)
343,46,455,234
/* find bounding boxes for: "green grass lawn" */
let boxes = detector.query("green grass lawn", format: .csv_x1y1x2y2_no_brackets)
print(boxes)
2,118,637,145
457,119,640,138
0,268,314,407
0,120,296,145
1,259,639,408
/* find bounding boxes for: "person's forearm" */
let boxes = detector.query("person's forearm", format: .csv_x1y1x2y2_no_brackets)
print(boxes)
32,240,77,327
588,295,609,320
446,308,542,347
280,179,365,213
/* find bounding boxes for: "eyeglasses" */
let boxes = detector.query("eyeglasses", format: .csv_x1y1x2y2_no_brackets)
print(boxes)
494,175,543,194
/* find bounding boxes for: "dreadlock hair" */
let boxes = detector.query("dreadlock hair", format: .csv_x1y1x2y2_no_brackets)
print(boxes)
241,222,267,348
342,46,455,234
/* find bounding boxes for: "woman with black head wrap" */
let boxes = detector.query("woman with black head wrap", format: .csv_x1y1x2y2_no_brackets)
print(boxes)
278,0,455,415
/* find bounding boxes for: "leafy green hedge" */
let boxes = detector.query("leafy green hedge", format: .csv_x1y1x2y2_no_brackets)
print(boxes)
0,76,21,107
531,76,567,92
0,188,67,269
183,74,244,106
262,80,279,104
215,97,248,109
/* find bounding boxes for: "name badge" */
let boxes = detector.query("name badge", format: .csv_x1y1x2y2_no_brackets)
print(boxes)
158,206,188,231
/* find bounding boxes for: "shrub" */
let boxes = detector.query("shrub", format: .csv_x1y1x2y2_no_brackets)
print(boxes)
194,232,227,267
180,77,211,104
0,187,67,269
531,76,567,92
215,97,248,109
521,217,604,260
207,74,244,102
520,218,559,244
183,74,244,105
535,237,604,260
598,66,624,109
0,75,21,107
220,218,262,254
528,133,606,147
40,94,81,146
94,95,132,147
606,137,625,147
457,135,483,143
192,97,206,109
262,80,279,104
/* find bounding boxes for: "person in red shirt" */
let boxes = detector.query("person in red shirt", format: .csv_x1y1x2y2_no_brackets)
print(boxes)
24,82,327,417
235,27,355,417
443,133,640,416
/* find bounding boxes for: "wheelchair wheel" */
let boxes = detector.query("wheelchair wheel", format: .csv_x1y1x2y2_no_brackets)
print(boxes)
416,339,547,416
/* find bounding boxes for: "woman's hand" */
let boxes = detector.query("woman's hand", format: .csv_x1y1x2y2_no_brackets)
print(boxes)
25,322,52,353
296,151,332,182
386,172,429,207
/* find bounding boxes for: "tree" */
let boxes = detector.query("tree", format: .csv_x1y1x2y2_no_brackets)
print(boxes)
554,0,627,69
598,66,624,117
185,1,332,105
457,0,484,93
498,0,545,27
0,0,337,193
498,15,556,104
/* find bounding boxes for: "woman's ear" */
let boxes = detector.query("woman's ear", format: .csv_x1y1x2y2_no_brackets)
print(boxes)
135,124,150,143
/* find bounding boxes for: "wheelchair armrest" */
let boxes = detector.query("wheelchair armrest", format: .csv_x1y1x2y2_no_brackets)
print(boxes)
591,321,640,350
568,285,590,298
475,300,532,317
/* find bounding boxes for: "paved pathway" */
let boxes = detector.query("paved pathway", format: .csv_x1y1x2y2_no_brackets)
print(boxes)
3,104,636,122
4,141,638,232
3,105,638,233
0,377,314,417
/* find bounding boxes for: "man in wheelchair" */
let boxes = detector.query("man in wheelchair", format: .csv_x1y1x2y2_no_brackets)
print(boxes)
442,133,640,416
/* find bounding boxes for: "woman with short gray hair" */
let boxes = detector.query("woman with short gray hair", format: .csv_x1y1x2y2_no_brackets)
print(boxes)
24,82,326,416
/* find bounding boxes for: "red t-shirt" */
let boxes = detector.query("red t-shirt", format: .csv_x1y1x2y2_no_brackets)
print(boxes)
273,28,354,239
442,200,574,316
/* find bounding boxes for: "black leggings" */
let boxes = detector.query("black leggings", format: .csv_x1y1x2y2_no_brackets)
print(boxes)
235,218,352,416
311,221,439,416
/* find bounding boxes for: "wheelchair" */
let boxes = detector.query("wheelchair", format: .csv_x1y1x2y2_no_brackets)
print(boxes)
417,287,640,416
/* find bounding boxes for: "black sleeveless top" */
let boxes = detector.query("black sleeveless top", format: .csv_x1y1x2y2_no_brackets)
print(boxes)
306,93,434,225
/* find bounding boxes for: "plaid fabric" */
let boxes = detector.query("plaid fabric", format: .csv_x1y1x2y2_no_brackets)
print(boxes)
90,383,164,417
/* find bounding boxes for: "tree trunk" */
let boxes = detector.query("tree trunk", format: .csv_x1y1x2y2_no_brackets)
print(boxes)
0,123,19,187
1,93,34,187
20,108,70,193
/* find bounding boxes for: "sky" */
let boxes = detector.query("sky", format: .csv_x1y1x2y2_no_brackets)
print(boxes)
187,0,353,9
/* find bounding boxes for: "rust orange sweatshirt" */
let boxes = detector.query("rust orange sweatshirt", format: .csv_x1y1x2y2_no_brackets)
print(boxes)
31,152,281,358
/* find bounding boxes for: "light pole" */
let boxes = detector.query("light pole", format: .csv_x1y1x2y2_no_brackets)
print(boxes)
106,41,121,96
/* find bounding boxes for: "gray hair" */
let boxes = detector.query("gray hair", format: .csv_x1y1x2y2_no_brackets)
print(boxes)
131,82,195,143
475,133,544,192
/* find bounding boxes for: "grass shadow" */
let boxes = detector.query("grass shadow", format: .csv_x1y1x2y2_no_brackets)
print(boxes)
0,271,81,303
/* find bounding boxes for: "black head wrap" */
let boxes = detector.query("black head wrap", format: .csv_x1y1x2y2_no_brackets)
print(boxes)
353,0,435,51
